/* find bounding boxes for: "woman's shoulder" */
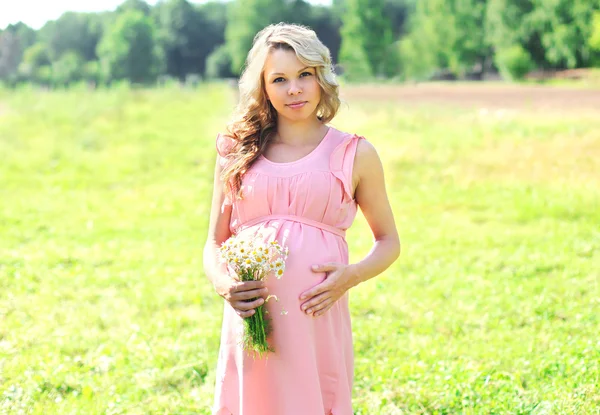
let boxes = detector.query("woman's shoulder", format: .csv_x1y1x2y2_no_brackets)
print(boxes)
328,126,378,171
215,132,236,157
327,126,374,155
328,126,370,145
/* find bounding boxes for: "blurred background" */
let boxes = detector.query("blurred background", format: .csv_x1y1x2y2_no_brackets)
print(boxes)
1,0,599,85
1,1,600,414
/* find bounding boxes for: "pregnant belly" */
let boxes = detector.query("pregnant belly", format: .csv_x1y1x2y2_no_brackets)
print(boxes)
234,220,347,302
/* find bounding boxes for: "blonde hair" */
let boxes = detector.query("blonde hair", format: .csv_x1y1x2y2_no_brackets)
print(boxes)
220,23,341,201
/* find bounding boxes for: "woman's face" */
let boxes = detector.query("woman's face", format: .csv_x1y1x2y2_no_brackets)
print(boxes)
263,48,322,122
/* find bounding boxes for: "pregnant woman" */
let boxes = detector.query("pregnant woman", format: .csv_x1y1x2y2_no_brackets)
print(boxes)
203,23,401,415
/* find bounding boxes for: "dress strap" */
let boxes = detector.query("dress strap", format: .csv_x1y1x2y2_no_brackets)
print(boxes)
234,214,346,238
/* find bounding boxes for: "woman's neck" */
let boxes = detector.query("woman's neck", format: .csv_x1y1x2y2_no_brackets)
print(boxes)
274,117,327,145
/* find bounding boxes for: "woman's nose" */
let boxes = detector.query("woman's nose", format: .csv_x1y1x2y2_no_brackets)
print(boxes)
288,81,302,95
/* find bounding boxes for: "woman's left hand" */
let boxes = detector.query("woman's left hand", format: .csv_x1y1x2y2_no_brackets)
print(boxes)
299,262,357,317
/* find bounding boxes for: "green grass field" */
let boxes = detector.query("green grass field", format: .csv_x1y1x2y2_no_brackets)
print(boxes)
1,83,599,414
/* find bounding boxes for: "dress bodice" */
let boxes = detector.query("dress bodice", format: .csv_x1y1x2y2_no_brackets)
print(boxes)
216,126,364,239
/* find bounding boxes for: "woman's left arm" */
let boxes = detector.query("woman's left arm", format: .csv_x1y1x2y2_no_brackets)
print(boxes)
299,139,401,317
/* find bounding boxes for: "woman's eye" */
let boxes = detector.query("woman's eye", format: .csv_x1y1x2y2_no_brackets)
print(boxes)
274,77,285,83
300,71,312,77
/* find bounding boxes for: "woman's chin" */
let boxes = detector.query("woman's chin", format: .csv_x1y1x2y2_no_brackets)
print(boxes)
279,105,319,122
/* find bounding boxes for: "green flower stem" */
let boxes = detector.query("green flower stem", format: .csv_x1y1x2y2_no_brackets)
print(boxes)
238,268,273,356
257,305,266,346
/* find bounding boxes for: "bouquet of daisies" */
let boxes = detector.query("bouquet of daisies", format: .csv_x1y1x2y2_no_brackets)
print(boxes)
219,235,289,356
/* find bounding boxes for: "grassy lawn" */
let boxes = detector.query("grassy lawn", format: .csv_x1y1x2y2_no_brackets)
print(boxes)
1,83,599,414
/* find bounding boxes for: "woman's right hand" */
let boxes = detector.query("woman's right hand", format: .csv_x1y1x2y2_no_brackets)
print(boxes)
213,277,269,318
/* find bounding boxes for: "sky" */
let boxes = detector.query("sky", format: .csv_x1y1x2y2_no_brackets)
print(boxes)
0,0,330,30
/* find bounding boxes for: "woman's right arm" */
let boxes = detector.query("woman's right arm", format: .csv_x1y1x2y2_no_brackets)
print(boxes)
203,158,268,318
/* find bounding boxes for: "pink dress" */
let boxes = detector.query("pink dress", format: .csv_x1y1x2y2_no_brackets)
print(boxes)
213,126,364,415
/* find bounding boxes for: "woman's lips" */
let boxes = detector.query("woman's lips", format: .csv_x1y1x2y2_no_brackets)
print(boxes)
287,101,307,109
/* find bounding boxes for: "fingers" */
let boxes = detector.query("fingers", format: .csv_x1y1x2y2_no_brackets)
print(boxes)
224,281,267,300
222,280,269,318
231,297,265,318
311,262,338,273
312,302,333,317
232,287,268,301
236,309,256,318
234,280,266,292
300,281,329,301
301,263,340,300
301,292,330,315
234,297,265,311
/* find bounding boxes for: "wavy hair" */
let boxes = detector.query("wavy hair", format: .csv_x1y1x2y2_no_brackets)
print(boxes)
220,23,341,201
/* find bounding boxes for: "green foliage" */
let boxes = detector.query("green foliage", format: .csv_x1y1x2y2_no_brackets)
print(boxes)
3,0,600,85
339,44,373,81
225,0,286,75
39,12,103,61
590,11,600,59
35,65,53,85
485,0,531,51
2,22,37,50
0,31,23,83
97,10,162,85
381,41,402,78
284,0,314,26
205,44,235,79
196,1,228,53
384,0,414,39
487,0,600,70
82,60,102,84
153,0,216,80
398,36,435,80
51,51,84,86
528,0,599,69
18,43,51,84
399,0,491,80
309,6,342,63
397,0,455,79
448,0,490,76
18,47,99,86
339,0,395,79
22,43,51,69
116,0,152,15
495,44,534,80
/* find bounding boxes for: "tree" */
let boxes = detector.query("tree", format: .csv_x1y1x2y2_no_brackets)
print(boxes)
529,0,600,68
398,0,493,80
196,1,228,76
448,0,491,77
384,0,415,39
225,0,286,75
18,43,51,82
339,0,395,79
3,22,36,50
308,5,342,64
205,44,235,78
397,0,458,79
116,0,152,15
97,10,162,84
154,0,215,79
0,31,23,83
495,44,534,80
38,12,103,61
486,0,600,70
284,0,313,27
51,51,84,86
591,12,600,52
22,43,51,68
590,11,600,66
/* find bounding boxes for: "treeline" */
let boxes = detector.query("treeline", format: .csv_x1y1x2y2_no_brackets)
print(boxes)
1,0,599,87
